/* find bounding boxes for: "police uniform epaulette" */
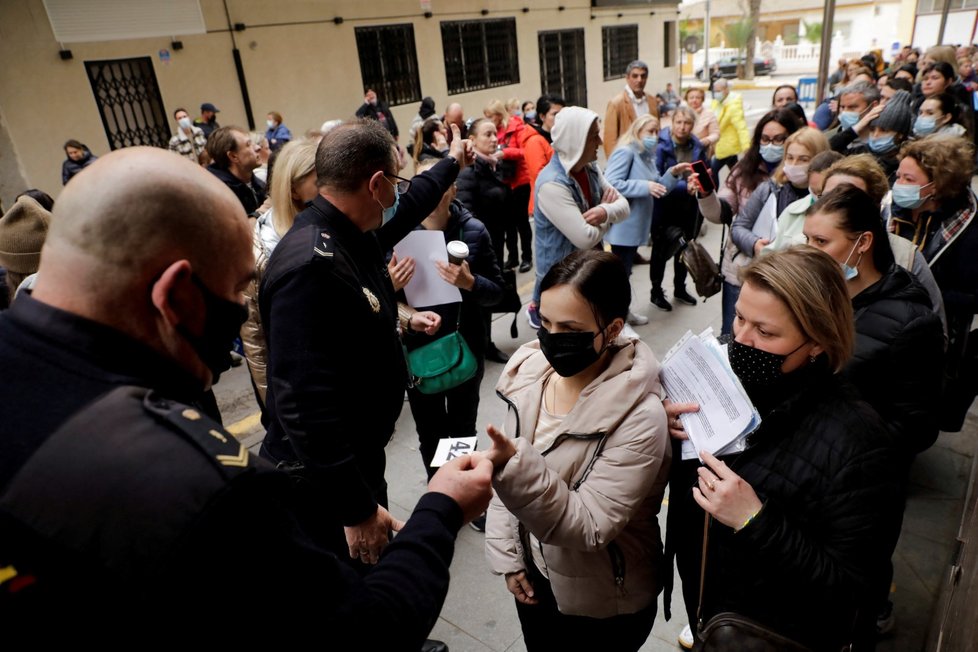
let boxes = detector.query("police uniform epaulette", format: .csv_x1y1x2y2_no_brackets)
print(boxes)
140,389,254,481
310,225,335,260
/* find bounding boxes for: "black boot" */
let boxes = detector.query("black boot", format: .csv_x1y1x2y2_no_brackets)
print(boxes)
486,342,510,364
650,288,673,312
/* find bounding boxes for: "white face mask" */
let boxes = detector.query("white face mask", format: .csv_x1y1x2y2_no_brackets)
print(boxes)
782,163,810,186
178,117,192,130
266,119,275,129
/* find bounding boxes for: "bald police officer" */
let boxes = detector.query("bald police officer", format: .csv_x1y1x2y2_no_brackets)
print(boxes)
0,147,492,646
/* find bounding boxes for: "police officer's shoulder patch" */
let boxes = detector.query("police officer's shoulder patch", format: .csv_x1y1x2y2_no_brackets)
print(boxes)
313,230,334,259
141,390,255,480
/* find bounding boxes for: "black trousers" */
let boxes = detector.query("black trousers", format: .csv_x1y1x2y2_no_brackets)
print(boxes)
407,361,485,480
514,563,657,652
505,183,533,264
650,220,693,293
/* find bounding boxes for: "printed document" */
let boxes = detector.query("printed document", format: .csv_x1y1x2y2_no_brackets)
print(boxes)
660,329,761,460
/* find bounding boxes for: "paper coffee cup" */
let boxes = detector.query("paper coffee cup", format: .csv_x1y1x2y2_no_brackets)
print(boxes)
447,240,469,265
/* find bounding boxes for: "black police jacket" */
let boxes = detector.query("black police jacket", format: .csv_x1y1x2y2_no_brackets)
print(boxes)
260,157,459,527
0,293,213,492
0,386,464,647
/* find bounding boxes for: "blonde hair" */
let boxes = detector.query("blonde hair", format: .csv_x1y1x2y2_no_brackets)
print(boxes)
822,153,889,205
483,99,508,127
924,45,959,76
270,139,318,238
898,134,975,201
616,114,660,152
505,98,521,114
773,127,829,185
740,247,854,372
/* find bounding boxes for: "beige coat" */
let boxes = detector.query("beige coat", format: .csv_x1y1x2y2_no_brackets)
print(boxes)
240,216,273,405
485,337,670,618
603,90,659,158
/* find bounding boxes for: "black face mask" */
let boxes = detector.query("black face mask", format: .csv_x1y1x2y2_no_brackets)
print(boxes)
176,274,248,383
537,327,605,378
728,338,808,396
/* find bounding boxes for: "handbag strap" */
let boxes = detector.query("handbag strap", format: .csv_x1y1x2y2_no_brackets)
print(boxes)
696,510,712,633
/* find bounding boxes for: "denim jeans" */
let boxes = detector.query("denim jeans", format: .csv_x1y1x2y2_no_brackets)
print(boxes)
721,280,741,336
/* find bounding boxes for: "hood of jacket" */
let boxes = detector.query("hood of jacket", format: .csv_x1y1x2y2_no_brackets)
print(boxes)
550,106,600,175
496,335,662,437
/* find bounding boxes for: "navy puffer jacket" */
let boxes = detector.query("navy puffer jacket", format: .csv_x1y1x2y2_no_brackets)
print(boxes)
844,265,945,455
702,362,904,651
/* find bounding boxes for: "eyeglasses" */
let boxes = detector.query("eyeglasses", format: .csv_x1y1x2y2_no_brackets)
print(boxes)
388,174,412,195
759,135,787,146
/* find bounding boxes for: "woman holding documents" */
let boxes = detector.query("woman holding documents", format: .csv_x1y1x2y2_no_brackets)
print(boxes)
482,250,670,651
667,247,903,651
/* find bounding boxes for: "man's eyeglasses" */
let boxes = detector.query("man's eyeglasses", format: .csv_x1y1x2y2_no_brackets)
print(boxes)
388,175,412,195
759,135,787,146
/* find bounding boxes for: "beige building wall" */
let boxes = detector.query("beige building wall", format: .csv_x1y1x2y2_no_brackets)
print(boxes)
0,0,680,204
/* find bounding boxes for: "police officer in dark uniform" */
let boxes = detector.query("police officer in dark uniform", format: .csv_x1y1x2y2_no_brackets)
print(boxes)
0,147,493,645
260,120,473,567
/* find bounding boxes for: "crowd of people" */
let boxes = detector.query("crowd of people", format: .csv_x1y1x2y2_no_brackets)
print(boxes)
1,42,977,652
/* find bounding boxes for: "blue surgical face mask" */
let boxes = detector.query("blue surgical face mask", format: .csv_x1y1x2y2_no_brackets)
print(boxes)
524,110,537,122
838,111,861,131
841,234,865,281
913,115,938,136
378,177,400,225
892,182,933,209
759,143,784,164
642,136,657,150
868,134,896,154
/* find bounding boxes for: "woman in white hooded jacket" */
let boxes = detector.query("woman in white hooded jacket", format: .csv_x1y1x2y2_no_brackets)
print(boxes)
483,249,671,651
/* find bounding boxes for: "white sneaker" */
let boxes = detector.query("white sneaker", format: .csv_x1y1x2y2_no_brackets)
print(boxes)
627,311,649,325
678,624,695,650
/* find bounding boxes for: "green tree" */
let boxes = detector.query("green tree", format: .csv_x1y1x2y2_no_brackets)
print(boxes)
744,0,761,80
722,19,753,77
801,21,822,45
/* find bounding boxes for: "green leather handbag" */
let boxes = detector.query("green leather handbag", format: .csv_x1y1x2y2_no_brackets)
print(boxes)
407,331,477,395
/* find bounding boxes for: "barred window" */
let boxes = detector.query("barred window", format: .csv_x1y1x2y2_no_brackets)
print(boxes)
602,25,638,80
664,21,676,68
355,24,422,107
539,29,588,108
441,18,520,95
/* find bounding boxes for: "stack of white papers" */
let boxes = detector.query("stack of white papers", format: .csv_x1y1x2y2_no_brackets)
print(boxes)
659,328,761,461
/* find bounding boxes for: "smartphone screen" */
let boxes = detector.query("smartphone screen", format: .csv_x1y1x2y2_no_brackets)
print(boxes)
691,160,716,194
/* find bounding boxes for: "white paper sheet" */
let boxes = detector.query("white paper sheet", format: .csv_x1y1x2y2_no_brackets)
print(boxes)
394,230,462,308
661,330,760,459
751,192,778,243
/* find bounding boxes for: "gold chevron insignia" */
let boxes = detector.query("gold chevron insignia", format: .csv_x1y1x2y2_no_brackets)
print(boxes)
182,408,201,421
216,445,249,467
208,429,228,444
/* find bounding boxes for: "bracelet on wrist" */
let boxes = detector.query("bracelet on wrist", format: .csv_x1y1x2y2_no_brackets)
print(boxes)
735,503,764,533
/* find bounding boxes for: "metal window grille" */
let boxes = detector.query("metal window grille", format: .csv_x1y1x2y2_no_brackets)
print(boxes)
602,25,638,80
84,56,170,150
539,29,587,108
355,24,422,107
441,18,520,95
